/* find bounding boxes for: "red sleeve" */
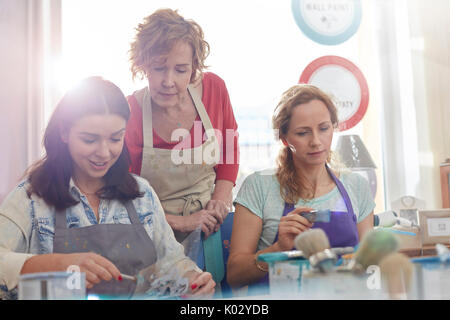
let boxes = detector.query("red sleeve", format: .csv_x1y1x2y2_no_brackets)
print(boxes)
125,74,240,184
202,73,240,185
125,94,143,175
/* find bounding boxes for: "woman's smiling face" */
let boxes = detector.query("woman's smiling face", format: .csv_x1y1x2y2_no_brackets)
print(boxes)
62,113,126,184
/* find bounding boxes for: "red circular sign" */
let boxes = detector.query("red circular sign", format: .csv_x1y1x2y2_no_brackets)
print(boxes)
299,55,369,131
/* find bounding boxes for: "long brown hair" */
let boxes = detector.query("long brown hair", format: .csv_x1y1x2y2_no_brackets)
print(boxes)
272,84,339,204
26,77,143,211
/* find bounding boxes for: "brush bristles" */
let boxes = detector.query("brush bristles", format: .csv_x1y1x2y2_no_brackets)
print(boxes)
294,229,330,258
354,229,399,269
379,252,414,299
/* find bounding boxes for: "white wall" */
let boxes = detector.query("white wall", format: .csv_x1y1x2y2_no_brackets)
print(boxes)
372,0,450,209
408,0,450,208
0,0,60,202
0,0,32,201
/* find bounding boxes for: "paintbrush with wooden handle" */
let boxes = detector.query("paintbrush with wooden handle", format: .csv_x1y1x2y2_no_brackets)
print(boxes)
379,252,414,300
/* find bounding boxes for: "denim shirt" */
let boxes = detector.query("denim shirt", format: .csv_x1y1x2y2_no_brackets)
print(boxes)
0,174,200,299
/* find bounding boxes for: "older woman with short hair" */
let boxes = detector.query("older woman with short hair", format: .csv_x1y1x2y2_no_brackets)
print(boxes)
125,9,239,283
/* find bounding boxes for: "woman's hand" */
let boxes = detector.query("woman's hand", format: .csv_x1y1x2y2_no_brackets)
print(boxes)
58,252,122,289
206,199,230,231
276,206,314,251
183,271,215,299
21,252,122,289
183,209,219,239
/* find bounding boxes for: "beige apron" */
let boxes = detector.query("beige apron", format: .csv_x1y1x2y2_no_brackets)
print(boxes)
137,85,219,243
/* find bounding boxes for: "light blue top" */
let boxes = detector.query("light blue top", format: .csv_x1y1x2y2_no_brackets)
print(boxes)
234,168,375,251
0,174,200,299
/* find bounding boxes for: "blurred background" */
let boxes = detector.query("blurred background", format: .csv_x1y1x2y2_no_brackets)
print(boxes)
1,0,449,214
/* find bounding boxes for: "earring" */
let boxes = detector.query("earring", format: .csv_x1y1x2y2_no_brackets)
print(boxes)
288,144,296,153
281,139,296,153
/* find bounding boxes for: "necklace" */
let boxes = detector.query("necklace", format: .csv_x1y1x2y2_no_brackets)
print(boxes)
74,182,100,197
78,188,98,197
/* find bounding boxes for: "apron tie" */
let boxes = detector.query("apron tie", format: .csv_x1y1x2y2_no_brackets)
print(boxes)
181,195,203,217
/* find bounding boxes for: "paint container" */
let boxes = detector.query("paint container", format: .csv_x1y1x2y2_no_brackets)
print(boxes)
268,259,310,297
300,270,388,299
410,256,450,299
257,252,310,297
18,272,86,300
259,250,387,299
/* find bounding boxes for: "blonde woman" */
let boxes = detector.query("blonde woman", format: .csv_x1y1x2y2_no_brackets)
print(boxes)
227,84,374,295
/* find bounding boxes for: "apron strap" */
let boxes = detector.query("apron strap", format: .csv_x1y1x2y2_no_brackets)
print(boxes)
141,89,154,154
141,84,216,153
123,200,142,225
55,210,67,230
325,165,355,217
273,203,294,243
187,85,215,136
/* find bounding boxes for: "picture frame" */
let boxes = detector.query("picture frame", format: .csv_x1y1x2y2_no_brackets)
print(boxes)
419,209,450,245
399,208,419,226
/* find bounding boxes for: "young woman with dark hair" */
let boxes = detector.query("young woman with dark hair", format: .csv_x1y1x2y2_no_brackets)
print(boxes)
27,77,142,210
0,77,215,299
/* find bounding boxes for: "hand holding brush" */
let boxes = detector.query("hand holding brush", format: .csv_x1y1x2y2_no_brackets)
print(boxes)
276,206,314,251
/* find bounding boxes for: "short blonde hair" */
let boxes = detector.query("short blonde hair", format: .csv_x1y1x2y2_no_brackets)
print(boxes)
129,8,210,83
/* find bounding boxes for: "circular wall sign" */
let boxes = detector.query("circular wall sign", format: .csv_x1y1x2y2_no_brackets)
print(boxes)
291,0,362,45
299,55,369,131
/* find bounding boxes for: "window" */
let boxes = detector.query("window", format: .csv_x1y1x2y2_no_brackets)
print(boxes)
54,0,450,212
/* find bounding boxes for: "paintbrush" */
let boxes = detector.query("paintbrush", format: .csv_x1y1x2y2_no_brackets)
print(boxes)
348,229,399,274
294,229,337,273
379,252,413,300
257,250,305,263
297,209,331,223
257,246,354,265
120,273,137,282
